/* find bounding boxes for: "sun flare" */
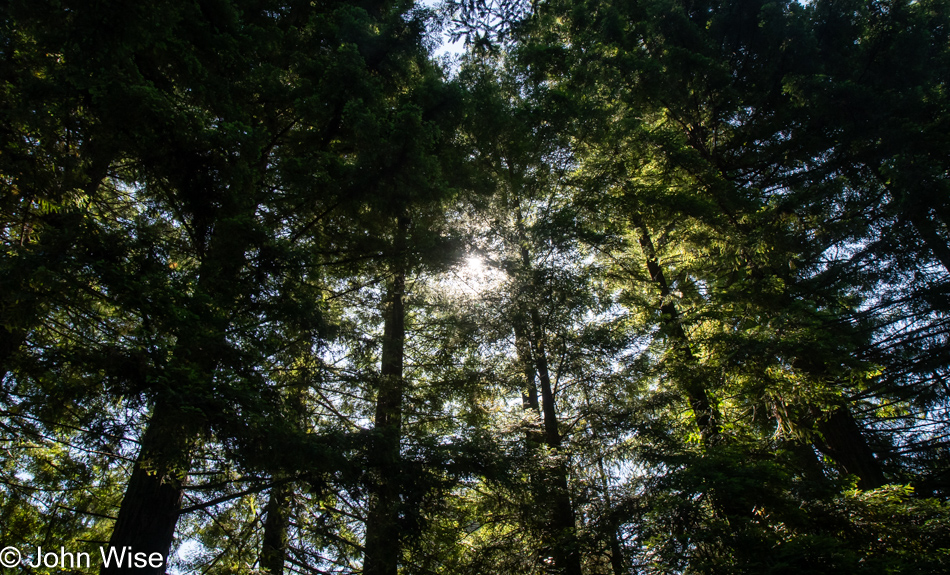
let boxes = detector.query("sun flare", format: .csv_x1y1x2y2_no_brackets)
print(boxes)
440,254,505,297
463,255,486,276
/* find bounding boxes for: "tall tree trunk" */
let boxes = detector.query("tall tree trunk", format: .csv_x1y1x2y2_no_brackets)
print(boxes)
604,487,626,575
530,308,563,450
514,319,541,413
259,386,307,575
103,180,253,572
814,407,886,490
786,439,826,484
514,314,583,575
514,318,543,451
512,202,583,575
634,217,885,493
101,400,194,575
363,218,408,575
869,165,950,275
581,380,627,575
908,210,950,275
633,217,721,442
529,313,583,575
0,327,25,386
260,484,291,575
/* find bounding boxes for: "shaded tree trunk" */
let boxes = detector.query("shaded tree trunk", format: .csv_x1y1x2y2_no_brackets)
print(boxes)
0,327,25,385
785,439,826,484
633,217,721,442
582,382,628,575
363,218,408,575
513,315,583,575
260,484,291,575
103,176,255,572
101,400,194,575
259,386,307,575
869,164,950,275
908,209,950,275
512,203,583,575
530,317,583,575
605,495,626,575
514,319,541,414
814,407,886,490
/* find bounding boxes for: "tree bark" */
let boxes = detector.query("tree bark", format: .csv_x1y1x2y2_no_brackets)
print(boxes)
908,210,950,275
513,314,583,575
101,400,194,575
814,407,886,490
0,327,25,386
633,217,721,442
103,176,254,572
530,317,583,575
260,484,291,575
786,439,826,484
363,218,408,575
531,322,582,575
513,319,541,414
511,202,583,575
868,164,950,275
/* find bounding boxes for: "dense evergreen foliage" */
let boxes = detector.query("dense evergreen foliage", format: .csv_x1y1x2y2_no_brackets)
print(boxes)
2,0,949,573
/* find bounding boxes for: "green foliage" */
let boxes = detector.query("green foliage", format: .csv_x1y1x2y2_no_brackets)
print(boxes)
2,1,949,574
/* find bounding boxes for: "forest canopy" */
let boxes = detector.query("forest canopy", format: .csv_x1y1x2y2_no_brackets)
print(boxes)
1,0,949,573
